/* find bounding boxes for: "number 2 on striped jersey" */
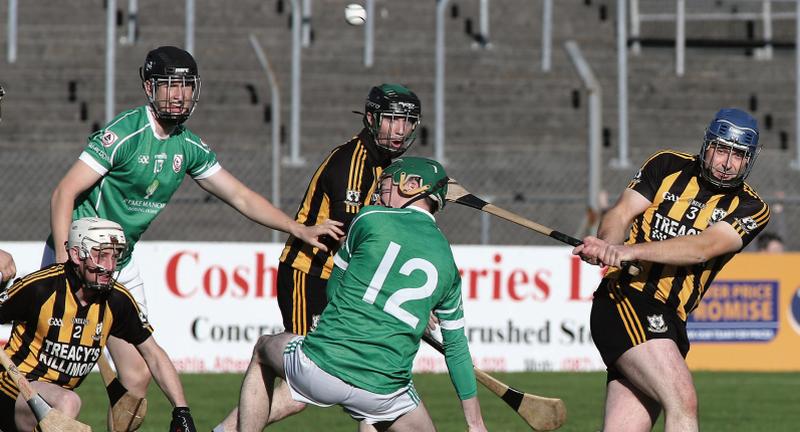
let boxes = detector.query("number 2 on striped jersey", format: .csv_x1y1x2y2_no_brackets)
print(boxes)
362,241,438,328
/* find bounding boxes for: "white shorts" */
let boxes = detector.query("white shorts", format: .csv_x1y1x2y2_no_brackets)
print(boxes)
41,243,147,312
283,336,421,424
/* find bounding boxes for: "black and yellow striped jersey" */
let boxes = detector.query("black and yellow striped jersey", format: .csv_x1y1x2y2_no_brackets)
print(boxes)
605,150,770,321
280,129,391,279
0,263,152,399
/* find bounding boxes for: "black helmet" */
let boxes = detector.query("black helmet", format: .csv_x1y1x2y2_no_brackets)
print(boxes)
139,46,201,125
362,83,421,157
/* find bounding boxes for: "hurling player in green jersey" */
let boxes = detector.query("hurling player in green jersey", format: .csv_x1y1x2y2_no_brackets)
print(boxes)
44,47,344,414
236,157,487,432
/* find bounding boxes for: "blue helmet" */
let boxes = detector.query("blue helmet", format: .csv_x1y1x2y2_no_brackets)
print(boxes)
699,108,760,188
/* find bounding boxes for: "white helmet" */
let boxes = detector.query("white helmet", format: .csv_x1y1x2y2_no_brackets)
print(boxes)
68,218,127,290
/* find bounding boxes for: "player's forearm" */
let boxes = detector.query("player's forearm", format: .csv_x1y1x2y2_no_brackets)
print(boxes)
50,187,76,261
628,233,717,266
596,206,633,245
151,364,189,408
461,397,487,431
231,188,300,235
139,342,188,407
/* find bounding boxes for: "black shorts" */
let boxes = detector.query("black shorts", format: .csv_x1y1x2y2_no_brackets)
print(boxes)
0,390,19,432
590,279,689,383
276,262,329,335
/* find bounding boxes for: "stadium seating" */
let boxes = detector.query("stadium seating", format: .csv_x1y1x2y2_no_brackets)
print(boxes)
0,0,796,247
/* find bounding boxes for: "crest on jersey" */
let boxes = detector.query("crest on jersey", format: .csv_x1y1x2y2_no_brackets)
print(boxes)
709,208,727,224
647,314,668,333
173,154,184,173
93,323,104,341
101,131,118,147
738,216,759,233
345,189,361,206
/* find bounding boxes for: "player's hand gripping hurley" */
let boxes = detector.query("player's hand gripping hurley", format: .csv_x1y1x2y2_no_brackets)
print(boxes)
445,178,641,276
422,334,566,431
0,348,92,432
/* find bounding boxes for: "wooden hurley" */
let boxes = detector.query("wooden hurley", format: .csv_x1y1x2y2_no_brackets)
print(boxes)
422,334,566,431
0,349,92,432
97,355,147,432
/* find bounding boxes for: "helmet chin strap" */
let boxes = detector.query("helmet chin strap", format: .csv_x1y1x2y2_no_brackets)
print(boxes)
400,176,449,211
80,249,119,291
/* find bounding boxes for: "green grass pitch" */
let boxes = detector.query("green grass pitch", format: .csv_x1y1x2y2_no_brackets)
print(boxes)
73,371,799,431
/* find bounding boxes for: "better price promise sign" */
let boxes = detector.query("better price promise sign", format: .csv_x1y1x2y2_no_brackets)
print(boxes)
136,243,605,373
0,242,605,373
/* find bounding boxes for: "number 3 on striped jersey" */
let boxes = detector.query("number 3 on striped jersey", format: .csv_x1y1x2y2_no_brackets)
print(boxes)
362,241,438,328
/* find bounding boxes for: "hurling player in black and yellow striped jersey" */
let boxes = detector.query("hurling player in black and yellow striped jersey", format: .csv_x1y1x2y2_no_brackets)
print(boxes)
0,218,197,432
277,84,421,337
574,109,769,432
212,85,422,432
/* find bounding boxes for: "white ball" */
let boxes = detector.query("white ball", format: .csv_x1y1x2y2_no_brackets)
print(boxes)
344,3,366,26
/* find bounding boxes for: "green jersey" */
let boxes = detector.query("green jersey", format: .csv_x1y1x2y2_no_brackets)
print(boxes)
67,105,219,266
302,206,477,399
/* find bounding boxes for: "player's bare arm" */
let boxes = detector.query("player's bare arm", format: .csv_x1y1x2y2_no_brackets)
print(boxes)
573,188,650,264
135,336,189,408
597,189,653,243
51,160,104,262
627,221,743,266
0,249,16,282
461,397,488,432
196,168,344,251
582,219,744,269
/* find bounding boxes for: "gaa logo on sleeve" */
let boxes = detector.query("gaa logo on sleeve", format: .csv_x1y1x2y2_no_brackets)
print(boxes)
101,131,118,147
345,189,361,206
737,217,759,234
630,169,642,185
138,311,150,327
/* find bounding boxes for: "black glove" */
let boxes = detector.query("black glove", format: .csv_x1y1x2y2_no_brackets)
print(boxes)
170,407,197,432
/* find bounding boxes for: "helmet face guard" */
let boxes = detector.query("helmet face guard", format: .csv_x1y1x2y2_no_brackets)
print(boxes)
699,108,760,189
379,157,448,212
68,218,128,292
140,46,201,126
363,84,421,157
79,243,127,292
144,75,201,125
